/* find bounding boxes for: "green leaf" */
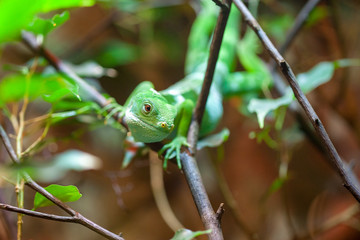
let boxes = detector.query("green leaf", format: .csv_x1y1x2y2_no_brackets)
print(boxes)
248,59,360,128
248,92,293,129
33,184,82,210
249,126,278,149
197,128,230,150
26,11,70,36
0,0,95,43
50,105,96,123
170,228,211,240
262,176,288,201
0,73,80,107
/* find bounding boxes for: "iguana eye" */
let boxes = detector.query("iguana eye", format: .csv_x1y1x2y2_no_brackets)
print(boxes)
143,103,152,114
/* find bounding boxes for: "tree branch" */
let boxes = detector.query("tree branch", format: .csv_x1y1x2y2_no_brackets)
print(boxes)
232,0,360,202
183,1,232,240
0,124,124,240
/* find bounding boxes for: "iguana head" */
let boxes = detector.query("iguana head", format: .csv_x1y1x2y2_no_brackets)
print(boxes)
124,89,176,143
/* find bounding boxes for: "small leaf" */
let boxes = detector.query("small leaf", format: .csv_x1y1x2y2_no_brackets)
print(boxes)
170,228,211,240
248,59,360,128
262,176,288,202
249,127,278,149
26,11,70,36
248,92,293,129
197,128,230,150
33,184,82,210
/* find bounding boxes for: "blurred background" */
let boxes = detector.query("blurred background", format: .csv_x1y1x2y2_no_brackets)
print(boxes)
1,0,360,239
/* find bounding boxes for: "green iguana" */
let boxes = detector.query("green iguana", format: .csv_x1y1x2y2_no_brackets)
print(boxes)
118,2,242,169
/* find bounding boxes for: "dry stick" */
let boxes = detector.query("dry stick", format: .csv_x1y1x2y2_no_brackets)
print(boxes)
212,158,256,240
0,125,124,240
183,1,231,240
232,0,360,202
278,0,322,55
149,151,184,231
0,204,75,222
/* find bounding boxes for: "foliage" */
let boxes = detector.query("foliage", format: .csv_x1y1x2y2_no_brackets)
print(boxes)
170,228,211,240
248,59,360,128
0,0,359,239
0,0,95,43
33,184,82,210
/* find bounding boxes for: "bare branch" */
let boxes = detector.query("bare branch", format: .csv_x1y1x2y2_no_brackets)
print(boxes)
0,203,75,222
232,0,360,202
0,125,20,163
279,0,322,55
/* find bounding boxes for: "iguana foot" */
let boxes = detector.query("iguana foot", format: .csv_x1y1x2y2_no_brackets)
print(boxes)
101,98,124,122
159,136,189,169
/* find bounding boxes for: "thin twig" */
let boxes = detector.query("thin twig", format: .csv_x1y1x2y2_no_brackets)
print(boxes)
149,151,184,231
0,124,124,240
232,0,360,202
279,0,322,55
0,203,75,222
215,203,225,223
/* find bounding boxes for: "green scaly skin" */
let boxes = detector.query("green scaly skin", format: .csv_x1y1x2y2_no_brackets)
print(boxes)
121,2,240,168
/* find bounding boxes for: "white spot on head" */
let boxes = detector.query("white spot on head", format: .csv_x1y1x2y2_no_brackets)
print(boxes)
150,88,161,96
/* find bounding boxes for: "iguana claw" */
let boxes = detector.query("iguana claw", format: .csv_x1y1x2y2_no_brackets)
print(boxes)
159,136,189,169
101,98,124,122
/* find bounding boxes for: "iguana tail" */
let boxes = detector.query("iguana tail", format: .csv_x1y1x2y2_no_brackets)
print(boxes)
185,0,240,79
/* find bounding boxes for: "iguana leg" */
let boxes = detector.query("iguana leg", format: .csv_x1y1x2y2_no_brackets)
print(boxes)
159,99,194,169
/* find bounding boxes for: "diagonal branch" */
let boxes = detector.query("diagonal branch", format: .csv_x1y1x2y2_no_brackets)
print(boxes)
278,0,322,55
271,0,325,155
232,0,360,202
0,124,124,240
